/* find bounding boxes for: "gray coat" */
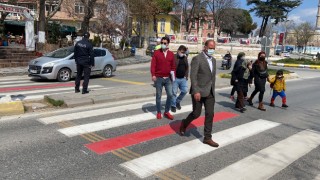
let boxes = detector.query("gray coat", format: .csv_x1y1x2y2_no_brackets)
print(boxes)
189,52,216,97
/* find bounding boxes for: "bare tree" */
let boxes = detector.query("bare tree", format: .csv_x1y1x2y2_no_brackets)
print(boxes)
205,0,239,36
45,0,63,22
293,22,315,53
93,0,127,44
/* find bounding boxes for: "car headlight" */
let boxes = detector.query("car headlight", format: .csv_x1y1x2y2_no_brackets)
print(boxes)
43,62,55,67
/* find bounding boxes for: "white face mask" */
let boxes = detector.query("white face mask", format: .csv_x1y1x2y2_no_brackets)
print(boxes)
161,44,167,50
207,49,215,56
178,53,185,57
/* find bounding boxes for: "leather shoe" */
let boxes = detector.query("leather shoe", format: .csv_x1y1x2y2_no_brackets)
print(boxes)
82,90,90,94
203,139,219,147
179,121,186,136
75,89,80,93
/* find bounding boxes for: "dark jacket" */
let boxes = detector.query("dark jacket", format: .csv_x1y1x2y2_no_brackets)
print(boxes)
231,58,253,92
174,54,189,78
74,38,94,66
189,52,216,97
252,59,268,79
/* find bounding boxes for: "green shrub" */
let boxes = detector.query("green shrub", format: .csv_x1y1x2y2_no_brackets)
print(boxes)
93,36,101,47
119,38,129,49
276,58,320,65
47,22,62,44
46,97,64,107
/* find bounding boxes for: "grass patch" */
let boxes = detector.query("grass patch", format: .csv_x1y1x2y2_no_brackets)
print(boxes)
219,68,292,79
275,58,320,65
268,68,292,75
219,73,232,78
45,97,64,107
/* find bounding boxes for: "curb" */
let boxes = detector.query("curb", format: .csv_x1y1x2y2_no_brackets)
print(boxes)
0,101,25,116
269,62,320,69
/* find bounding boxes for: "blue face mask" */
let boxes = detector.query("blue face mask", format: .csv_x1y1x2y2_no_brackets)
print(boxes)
161,44,167,50
207,49,215,56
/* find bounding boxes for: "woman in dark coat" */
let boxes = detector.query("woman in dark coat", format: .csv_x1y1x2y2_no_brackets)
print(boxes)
231,52,252,113
247,51,269,111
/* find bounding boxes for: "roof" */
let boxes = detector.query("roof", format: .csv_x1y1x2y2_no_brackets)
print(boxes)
4,20,25,26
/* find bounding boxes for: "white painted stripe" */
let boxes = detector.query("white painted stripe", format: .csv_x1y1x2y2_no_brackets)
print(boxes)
58,105,193,137
0,80,35,85
0,76,30,81
0,82,54,88
0,96,158,122
120,119,281,178
1,85,103,96
40,100,158,124
22,87,112,101
203,130,320,180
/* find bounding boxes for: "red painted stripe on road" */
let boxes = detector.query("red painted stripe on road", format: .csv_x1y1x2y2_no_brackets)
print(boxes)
85,112,239,154
0,83,74,92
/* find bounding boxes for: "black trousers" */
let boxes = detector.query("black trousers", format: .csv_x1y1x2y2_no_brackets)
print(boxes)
75,64,91,91
183,90,215,139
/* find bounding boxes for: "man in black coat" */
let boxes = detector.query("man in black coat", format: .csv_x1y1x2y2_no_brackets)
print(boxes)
74,32,94,94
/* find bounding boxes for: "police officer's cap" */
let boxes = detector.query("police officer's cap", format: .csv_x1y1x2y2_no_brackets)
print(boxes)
83,32,90,39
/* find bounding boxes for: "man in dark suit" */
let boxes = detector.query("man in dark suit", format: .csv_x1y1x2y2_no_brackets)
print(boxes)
179,39,219,147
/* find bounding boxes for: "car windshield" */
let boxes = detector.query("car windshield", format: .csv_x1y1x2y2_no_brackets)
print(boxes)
45,47,74,58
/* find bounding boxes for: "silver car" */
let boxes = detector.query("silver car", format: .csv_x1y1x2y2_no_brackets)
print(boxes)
28,46,116,82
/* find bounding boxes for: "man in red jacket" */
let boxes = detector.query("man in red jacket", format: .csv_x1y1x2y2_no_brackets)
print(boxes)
151,37,176,120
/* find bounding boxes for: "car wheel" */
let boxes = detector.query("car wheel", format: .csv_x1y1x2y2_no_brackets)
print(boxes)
57,68,71,82
103,65,113,78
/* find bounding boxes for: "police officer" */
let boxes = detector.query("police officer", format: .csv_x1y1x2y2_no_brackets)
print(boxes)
74,32,94,94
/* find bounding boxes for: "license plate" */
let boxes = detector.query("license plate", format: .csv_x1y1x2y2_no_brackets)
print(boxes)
30,69,37,74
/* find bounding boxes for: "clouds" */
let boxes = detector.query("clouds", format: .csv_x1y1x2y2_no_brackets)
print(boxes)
288,7,318,25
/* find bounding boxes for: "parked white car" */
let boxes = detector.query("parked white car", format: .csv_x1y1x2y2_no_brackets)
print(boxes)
282,51,290,57
28,46,117,82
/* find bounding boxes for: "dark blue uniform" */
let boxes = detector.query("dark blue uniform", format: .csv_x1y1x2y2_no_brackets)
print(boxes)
74,37,94,94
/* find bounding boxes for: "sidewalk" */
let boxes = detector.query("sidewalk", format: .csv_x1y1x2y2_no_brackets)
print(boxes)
0,55,151,77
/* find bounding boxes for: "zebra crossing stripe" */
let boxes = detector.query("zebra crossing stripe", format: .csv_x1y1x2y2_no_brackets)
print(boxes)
1,85,103,96
85,112,238,154
58,105,193,137
39,100,158,124
120,119,281,178
202,129,320,180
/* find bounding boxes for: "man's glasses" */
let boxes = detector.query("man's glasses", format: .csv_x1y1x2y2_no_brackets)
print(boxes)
161,42,167,45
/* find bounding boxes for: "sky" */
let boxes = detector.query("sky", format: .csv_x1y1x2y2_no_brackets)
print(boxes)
239,0,318,27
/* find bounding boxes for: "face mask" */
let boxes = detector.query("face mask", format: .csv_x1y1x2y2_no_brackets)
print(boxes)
259,57,266,61
161,44,167,50
207,49,215,56
241,57,245,60
178,53,185,58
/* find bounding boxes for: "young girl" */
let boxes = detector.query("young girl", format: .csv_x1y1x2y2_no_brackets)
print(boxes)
269,70,288,108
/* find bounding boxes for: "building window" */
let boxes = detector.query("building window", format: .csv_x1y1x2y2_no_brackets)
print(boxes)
170,20,174,33
46,4,61,12
75,3,85,14
160,19,166,33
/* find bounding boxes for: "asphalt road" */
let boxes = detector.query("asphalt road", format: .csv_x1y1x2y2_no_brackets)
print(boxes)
1,65,320,179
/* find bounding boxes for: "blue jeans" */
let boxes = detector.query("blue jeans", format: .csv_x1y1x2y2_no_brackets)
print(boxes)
171,78,188,107
155,77,173,113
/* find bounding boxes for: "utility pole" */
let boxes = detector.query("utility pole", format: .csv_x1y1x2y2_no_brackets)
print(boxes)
38,0,46,43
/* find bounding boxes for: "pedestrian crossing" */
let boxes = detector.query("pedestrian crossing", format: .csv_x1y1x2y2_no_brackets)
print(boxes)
34,97,320,179
0,79,106,101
